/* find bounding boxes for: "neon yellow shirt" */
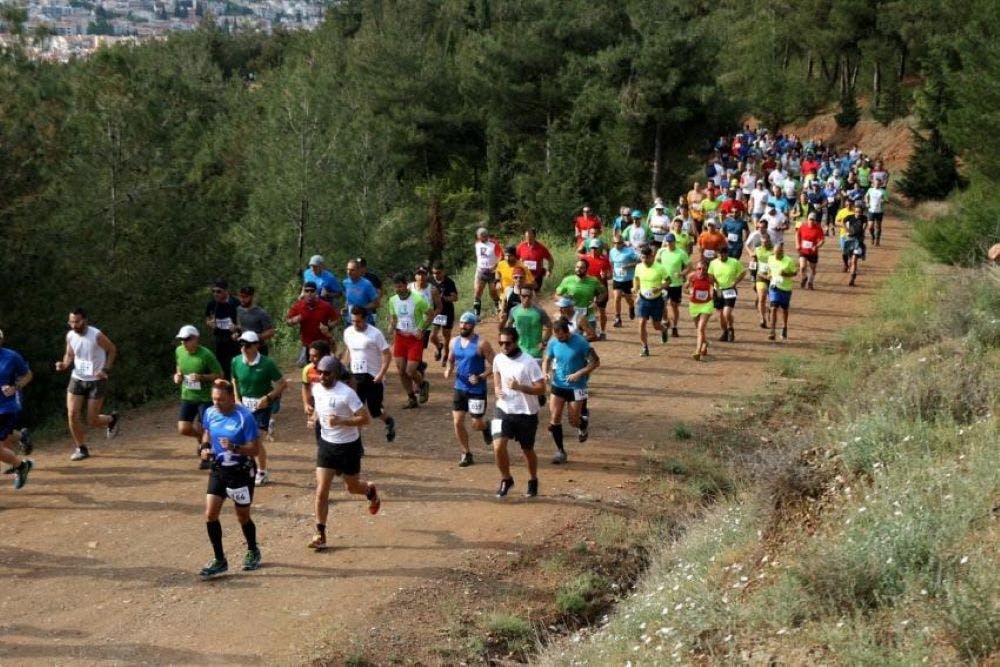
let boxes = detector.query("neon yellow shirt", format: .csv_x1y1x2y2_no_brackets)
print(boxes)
633,262,670,299
767,255,797,291
655,247,689,287
707,257,744,289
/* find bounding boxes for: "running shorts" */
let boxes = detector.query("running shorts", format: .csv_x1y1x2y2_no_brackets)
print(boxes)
666,286,683,304
68,378,107,400
393,333,424,362
353,373,385,419
316,437,363,475
550,386,587,403
768,287,792,310
612,280,633,293
637,295,665,321
452,389,487,418
800,252,818,264
207,462,256,507
476,268,495,283
713,289,738,310
179,400,211,423
492,409,538,450
689,300,714,318
0,412,18,441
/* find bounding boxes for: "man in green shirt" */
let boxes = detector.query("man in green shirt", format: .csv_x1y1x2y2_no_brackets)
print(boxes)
556,260,606,331
707,246,747,342
504,285,552,361
632,246,671,357
174,325,223,469
231,331,287,486
766,243,798,341
655,233,690,338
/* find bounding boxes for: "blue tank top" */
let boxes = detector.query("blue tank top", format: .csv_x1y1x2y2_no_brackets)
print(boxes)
452,334,486,395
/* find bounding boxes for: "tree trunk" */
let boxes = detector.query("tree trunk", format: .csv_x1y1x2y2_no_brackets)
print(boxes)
898,44,907,80
544,111,552,175
297,197,307,270
873,59,881,110
428,192,444,264
839,55,848,96
807,53,814,79
651,121,662,201
849,59,860,89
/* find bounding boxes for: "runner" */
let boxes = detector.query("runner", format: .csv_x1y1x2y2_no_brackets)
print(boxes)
841,201,870,287
670,216,694,255
515,229,555,290
655,233,690,338
609,235,639,327
762,202,789,246
306,355,381,550
751,233,776,328
0,329,33,490
504,285,552,363
197,379,262,577
555,259,606,342
230,331,286,486
54,308,120,461
865,177,886,247
625,210,652,251
498,269,528,328
633,246,671,357
578,239,613,340
721,208,749,260
491,328,546,498
472,227,502,318
555,297,597,341
495,245,536,293
796,212,826,289
343,259,381,324
389,273,432,409
767,243,798,340
409,266,443,354
342,306,396,443
707,245,747,342
686,259,717,361
204,280,241,379
301,339,332,430
648,202,671,249
235,287,276,356
697,219,727,260
573,206,602,245
544,318,600,464
285,281,338,367
429,262,459,366
445,312,495,467
302,255,344,307
174,325,223,469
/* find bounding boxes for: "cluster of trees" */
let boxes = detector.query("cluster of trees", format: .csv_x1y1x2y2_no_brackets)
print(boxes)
1,0,994,422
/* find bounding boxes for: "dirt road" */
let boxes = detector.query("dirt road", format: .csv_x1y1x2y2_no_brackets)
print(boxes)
0,217,903,664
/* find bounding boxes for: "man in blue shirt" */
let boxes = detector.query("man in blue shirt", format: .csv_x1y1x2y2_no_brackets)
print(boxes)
0,329,33,490
198,379,262,577
302,255,344,306
608,235,639,328
342,259,380,323
543,318,600,464
720,211,749,260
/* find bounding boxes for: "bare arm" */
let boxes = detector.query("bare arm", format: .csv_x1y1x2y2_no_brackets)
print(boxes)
55,340,73,372
329,406,371,428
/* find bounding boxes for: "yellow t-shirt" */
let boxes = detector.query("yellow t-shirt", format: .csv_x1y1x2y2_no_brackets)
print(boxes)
495,260,536,291
633,262,670,299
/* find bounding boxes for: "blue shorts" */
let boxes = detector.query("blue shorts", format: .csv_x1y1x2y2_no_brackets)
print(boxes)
768,287,792,310
637,295,665,321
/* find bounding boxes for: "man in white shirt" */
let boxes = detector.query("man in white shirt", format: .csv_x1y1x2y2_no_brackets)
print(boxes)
864,182,886,247
749,180,769,220
342,306,396,443
306,355,381,550
491,327,546,498
762,204,789,245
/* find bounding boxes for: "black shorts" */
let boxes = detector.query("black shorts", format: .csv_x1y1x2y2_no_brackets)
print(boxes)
206,463,256,507
354,374,385,418
179,400,211,423
476,268,495,283
666,285,683,304
612,280,633,293
800,253,819,264
452,389,487,418
0,412,18,441
316,437,363,475
869,211,884,223
550,386,587,403
248,405,272,431
713,290,738,310
492,408,538,450
68,378,107,400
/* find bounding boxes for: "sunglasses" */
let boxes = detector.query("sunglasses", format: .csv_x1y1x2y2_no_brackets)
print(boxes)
499,340,515,346
303,288,316,293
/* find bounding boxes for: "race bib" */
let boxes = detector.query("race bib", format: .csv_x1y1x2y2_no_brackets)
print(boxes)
770,277,783,288
491,418,503,436
350,357,368,374
722,288,738,299
749,260,758,271
183,375,201,391
468,398,486,414
226,486,251,504
573,388,588,401
242,396,261,412
397,316,414,331
694,289,709,301
703,250,716,260
523,260,537,271
640,288,660,300
802,240,814,249
613,266,626,279
653,232,667,242
853,247,864,256
758,264,771,276
727,233,740,243
215,317,233,331
75,359,94,376
432,314,448,326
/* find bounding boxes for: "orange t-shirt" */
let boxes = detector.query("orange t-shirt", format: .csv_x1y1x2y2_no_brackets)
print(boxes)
698,231,727,253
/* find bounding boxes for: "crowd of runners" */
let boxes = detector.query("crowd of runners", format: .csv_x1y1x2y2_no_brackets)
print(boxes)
0,126,892,577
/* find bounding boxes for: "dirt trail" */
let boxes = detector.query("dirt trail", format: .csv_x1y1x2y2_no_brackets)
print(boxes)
0,217,904,664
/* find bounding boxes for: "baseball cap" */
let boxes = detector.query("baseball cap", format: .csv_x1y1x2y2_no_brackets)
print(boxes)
476,226,489,236
175,324,199,340
316,355,341,373
556,296,575,308
238,331,260,344
706,218,718,226
303,280,318,291
631,210,643,219
665,233,676,242
308,254,325,266
655,203,665,209
415,266,429,274
459,311,479,325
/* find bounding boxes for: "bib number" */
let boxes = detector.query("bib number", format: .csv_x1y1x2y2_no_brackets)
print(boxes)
853,247,864,256
722,288,738,299
727,233,739,243
802,240,814,249
242,397,261,412
350,357,368,374
613,266,626,279
226,486,252,504
640,289,659,300
468,398,486,414
523,260,537,271
183,375,201,391
75,359,95,376
573,388,588,401
694,289,709,301
749,260,758,271
397,316,414,331
432,313,448,326
215,317,233,331
491,418,503,436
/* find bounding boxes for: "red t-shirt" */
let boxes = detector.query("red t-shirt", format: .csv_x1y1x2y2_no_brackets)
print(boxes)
578,253,612,283
690,275,713,303
801,159,819,176
574,215,602,242
719,199,747,218
286,298,338,345
516,241,554,279
797,224,825,256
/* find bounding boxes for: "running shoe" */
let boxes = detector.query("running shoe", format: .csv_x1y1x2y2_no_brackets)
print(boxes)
308,534,327,549
526,479,538,498
849,275,856,287
13,459,32,490
640,346,650,357
459,451,474,467
367,484,381,515
578,428,589,443
418,380,430,404
628,306,635,320
807,281,815,290
759,319,767,328
199,558,228,578
242,548,262,571
768,331,776,341
718,331,729,342
385,416,396,442
661,328,668,344
692,351,702,361
551,450,567,465
672,327,679,338
267,418,276,442
612,317,622,328
70,446,90,461
801,277,808,288
728,328,735,342
106,412,120,439
402,395,419,410
18,428,32,455
254,470,270,486
496,477,514,498
433,345,442,361
781,327,788,340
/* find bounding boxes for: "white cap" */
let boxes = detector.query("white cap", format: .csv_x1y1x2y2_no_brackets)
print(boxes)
238,331,260,343
308,254,325,266
176,325,199,339
476,226,489,236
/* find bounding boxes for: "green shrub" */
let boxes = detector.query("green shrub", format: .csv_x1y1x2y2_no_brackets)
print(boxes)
914,179,1000,265
898,132,962,202
835,87,860,128
556,573,611,618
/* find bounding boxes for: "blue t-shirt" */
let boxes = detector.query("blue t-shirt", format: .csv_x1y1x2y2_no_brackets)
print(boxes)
720,218,748,251
302,268,343,296
203,403,259,466
545,333,591,390
767,194,789,213
343,276,378,309
0,348,29,415
609,246,639,283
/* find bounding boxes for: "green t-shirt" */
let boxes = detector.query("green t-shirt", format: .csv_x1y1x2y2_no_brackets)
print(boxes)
633,261,670,298
556,275,602,314
707,257,744,289
655,247,690,287
231,353,283,399
175,345,223,402
857,166,871,188
767,255,797,292
701,199,720,217
389,292,431,334
673,230,693,251
510,304,551,359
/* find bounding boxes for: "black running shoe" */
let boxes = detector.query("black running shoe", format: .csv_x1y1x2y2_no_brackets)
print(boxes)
13,459,32,490
242,548,262,571
385,416,396,442
418,380,430,404
578,428,589,443
459,451,474,467
402,395,419,410
106,412,120,439
496,477,514,498
661,328,668,344
671,327,679,338
628,306,635,320
727,328,735,342
199,558,228,578
526,479,538,497
19,429,32,455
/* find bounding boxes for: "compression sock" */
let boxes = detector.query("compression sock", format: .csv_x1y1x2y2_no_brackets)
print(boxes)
580,403,590,429
206,520,225,560
548,423,565,451
240,519,258,551
473,298,482,317
482,427,493,445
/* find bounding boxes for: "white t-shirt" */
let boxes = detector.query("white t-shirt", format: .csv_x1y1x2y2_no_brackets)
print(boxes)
740,171,756,194
343,324,389,378
68,326,106,381
750,189,769,215
475,240,500,270
627,224,649,250
763,211,788,245
865,188,885,213
744,230,766,250
312,381,364,444
768,168,785,189
649,213,670,241
493,352,544,416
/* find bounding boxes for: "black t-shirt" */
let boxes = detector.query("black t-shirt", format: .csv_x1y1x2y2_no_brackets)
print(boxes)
205,297,240,342
431,276,458,316
844,214,868,239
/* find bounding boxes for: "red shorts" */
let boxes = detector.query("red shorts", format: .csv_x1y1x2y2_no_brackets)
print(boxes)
393,332,424,362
